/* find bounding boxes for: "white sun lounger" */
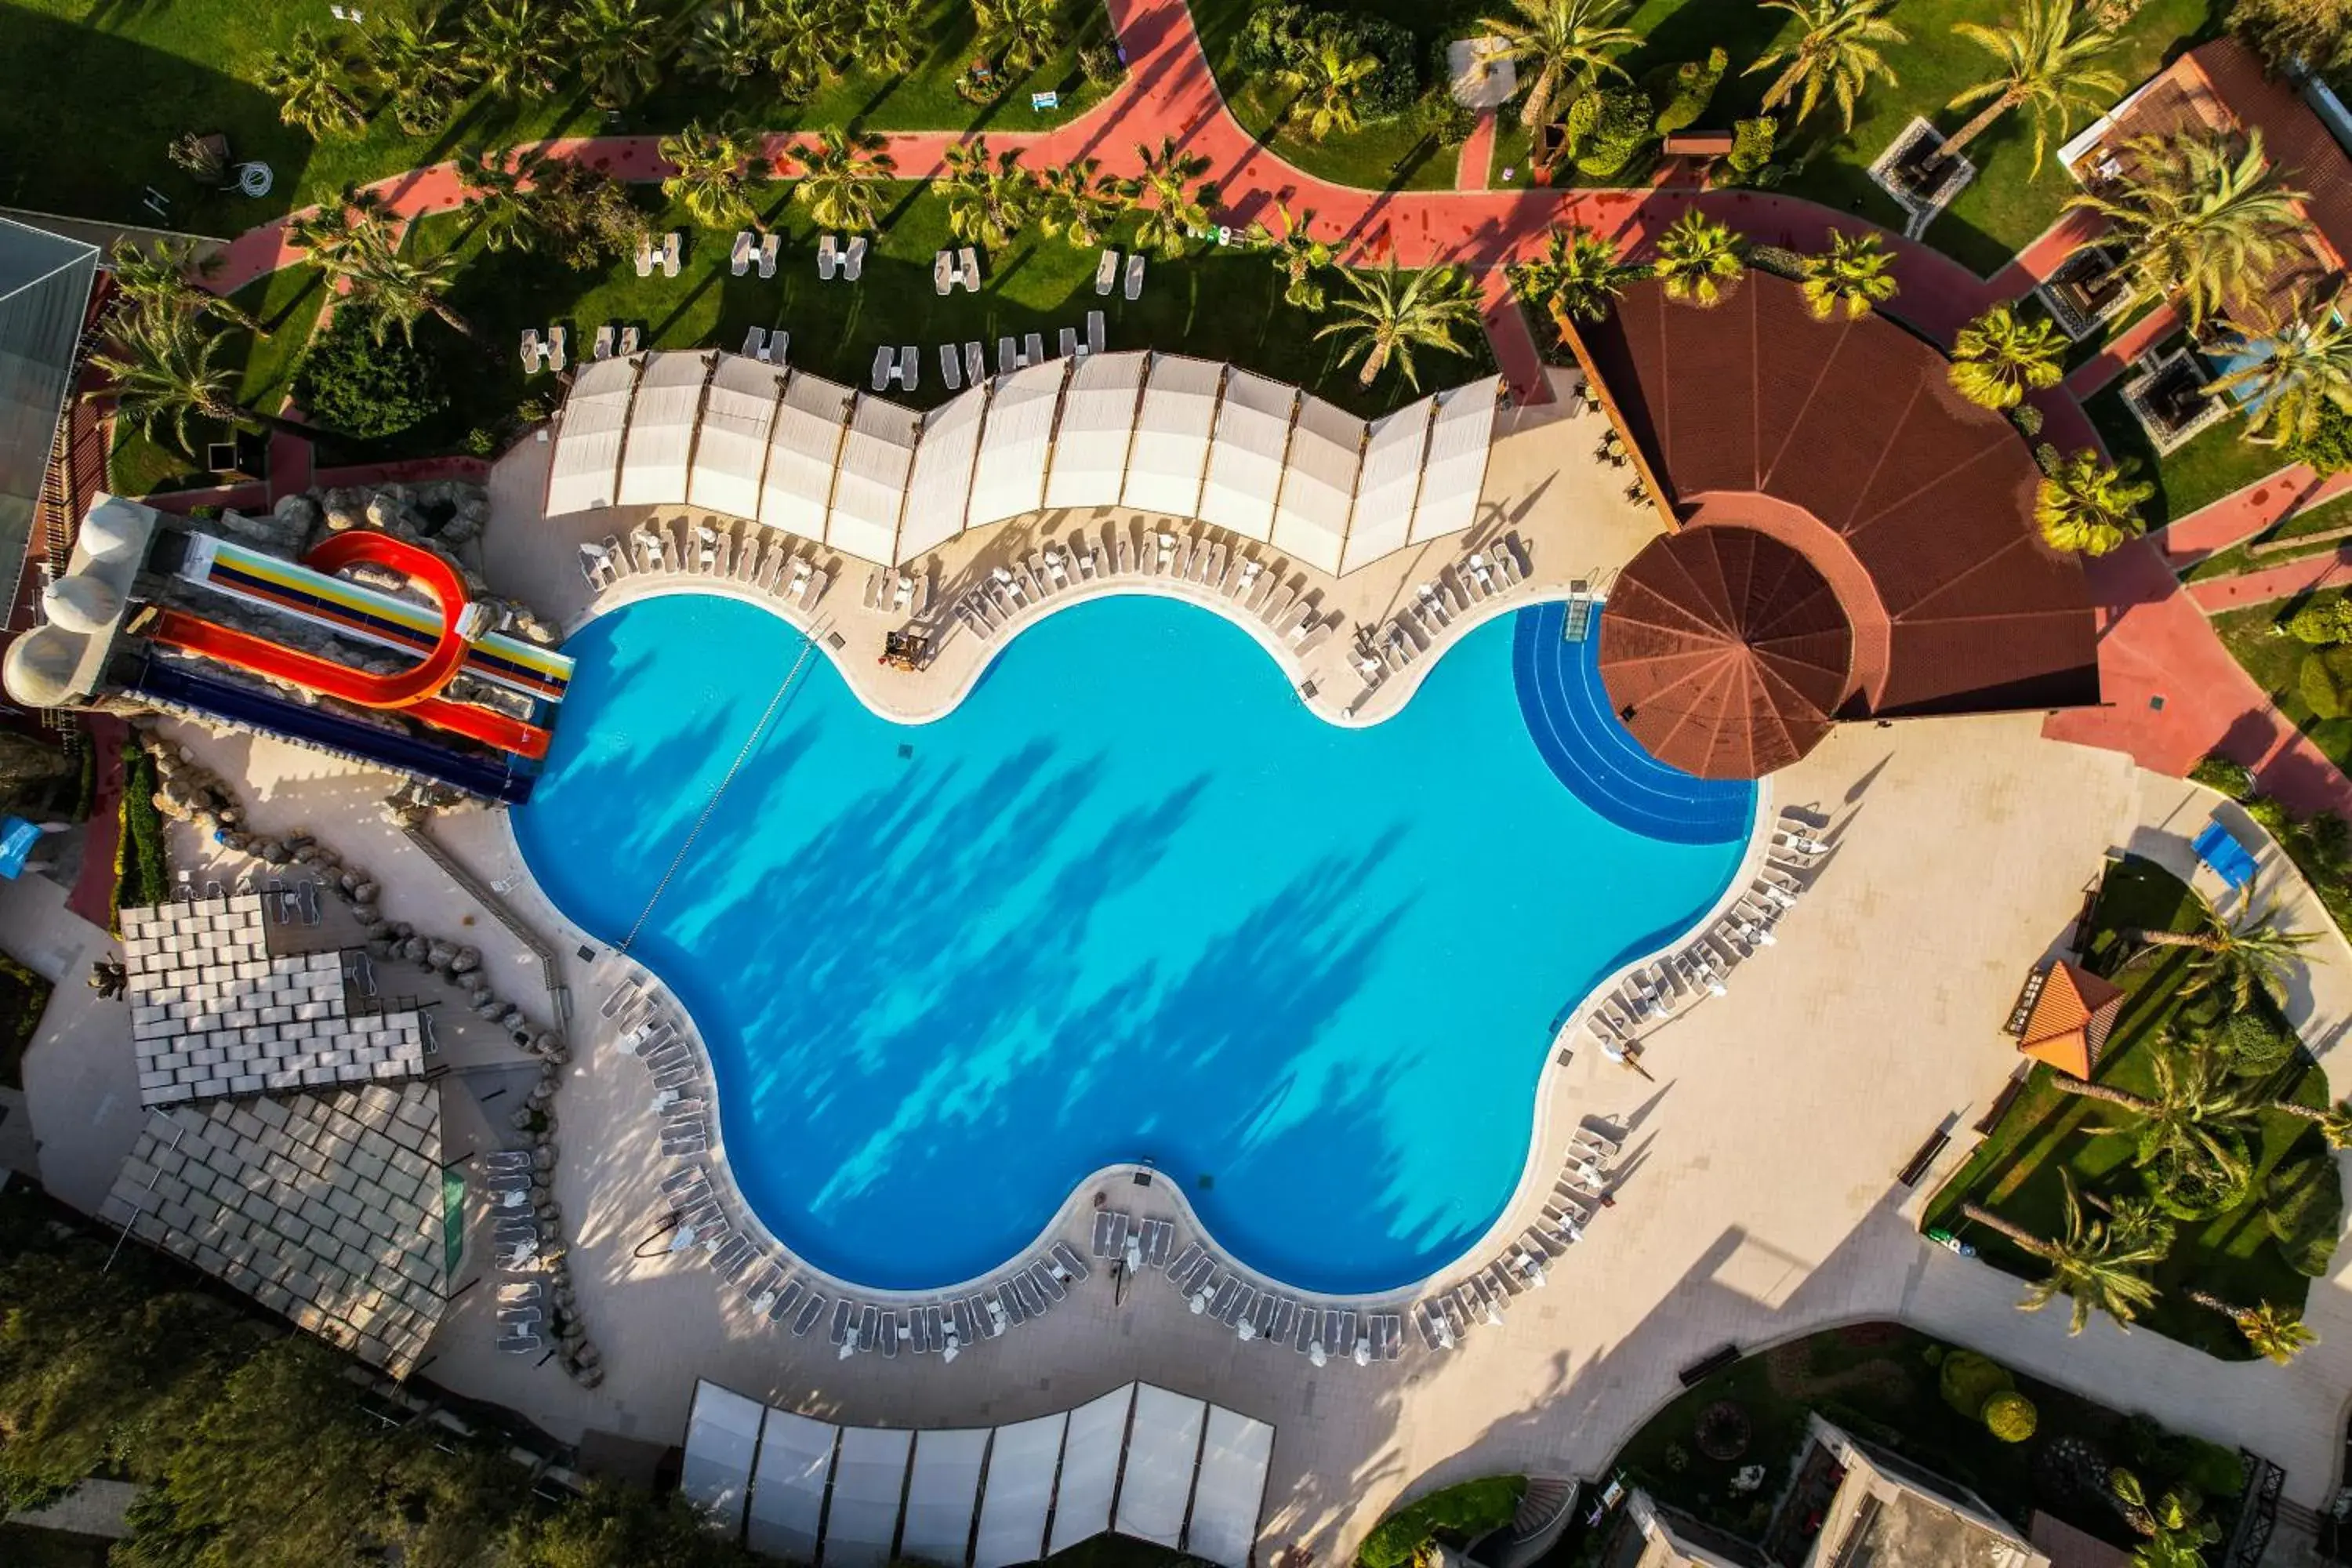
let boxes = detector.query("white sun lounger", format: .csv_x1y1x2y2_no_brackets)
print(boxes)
941,343,963,389
1124,253,1145,299
742,324,767,358
958,245,979,287
732,231,753,275
1095,248,1120,295
661,231,681,276
872,347,894,390
760,232,779,277
634,234,654,277
1087,309,1105,355
545,325,566,372
898,344,918,390
1023,330,1044,364
935,250,954,296
619,325,640,354
844,235,866,280
519,328,542,372
818,233,839,279
1059,325,1078,358
964,341,985,383
592,324,614,360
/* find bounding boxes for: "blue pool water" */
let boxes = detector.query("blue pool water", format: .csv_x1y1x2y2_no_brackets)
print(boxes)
515,593,1753,1293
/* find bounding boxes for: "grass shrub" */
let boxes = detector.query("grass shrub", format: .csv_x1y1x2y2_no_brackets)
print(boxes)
1983,1392,2038,1443
1938,1350,2013,1420
113,743,170,931
1357,1477,1526,1568
0,953,53,1091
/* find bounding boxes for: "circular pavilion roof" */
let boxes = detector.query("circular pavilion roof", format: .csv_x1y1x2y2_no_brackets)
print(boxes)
1598,526,1856,779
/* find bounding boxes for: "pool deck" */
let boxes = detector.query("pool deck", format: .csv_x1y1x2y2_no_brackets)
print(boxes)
482,369,1662,728
21,381,2352,1562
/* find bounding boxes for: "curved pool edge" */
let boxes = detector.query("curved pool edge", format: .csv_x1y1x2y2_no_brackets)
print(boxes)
495,760,1773,1312
567,569,1540,733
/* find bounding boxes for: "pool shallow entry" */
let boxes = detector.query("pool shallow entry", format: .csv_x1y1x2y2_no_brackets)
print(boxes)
516,595,1754,1293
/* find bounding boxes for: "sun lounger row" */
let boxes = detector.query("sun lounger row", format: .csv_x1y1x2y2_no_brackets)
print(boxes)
956,311,1109,390
872,344,920,391
590,322,642,361
741,325,788,363
1350,533,1534,705
581,516,829,613
827,1240,1094,1363
862,564,934,617
947,521,1319,651
1089,1209,1174,1267
731,230,782,278
1094,248,1145,300
1165,1246,1403,1365
1418,1125,1625,1352
520,326,567,375
933,245,985,295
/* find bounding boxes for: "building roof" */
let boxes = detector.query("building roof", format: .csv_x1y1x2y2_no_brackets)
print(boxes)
2018,960,2125,1079
1598,525,1855,779
2074,38,2352,319
2029,1513,2134,1568
542,348,1502,577
1581,274,2099,777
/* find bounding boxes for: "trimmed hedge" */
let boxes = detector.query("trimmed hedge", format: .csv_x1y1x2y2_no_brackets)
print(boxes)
113,743,170,931
1357,1476,1526,1568
1937,1349,2013,1419
0,950,52,1091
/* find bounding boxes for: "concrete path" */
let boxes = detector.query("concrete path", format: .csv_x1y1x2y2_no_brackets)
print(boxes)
1457,111,1497,191
2064,300,2183,397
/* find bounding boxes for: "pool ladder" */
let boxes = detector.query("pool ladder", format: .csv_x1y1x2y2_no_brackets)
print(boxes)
1560,572,1614,644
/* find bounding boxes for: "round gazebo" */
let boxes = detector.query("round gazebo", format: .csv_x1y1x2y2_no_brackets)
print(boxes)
1597,527,1855,780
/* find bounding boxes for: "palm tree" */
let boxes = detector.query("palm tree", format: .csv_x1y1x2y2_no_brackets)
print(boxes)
2205,305,2352,447
1798,229,1898,321
1517,224,1629,323
2110,1472,2223,1568
764,0,847,100
1477,0,1638,133
1949,301,2065,408
660,122,768,228
855,0,921,76
1936,0,2124,172
107,238,269,338
686,1,771,82
256,27,364,139
975,0,1060,76
2185,1292,2318,1363
1746,0,1907,133
1960,1172,2166,1334
1036,160,1131,249
2070,131,2306,329
285,185,396,270
1653,211,1745,307
2139,895,2319,1010
1247,204,1333,310
370,9,471,136
565,0,666,110
1130,136,1218,260
789,127,895,233
942,140,1039,250
1316,263,1481,390
455,146,545,254
2048,1045,2262,1196
2271,1095,2352,1148
1276,33,1379,143
89,313,260,456
2035,449,2152,556
307,216,479,346
462,0,564,99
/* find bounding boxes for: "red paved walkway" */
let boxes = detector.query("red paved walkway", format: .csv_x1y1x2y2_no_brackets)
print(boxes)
1476,270,1552,407
2160,464,2352,569
2188,543,2352,612
179,0,2352,817
1456,111,1497,191
2063,300,2183,397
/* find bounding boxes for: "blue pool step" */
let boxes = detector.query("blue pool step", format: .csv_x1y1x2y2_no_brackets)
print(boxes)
1512,602,1752,846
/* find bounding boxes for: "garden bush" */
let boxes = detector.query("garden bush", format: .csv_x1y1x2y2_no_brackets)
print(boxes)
2299,652,2343,719
0,950,51,1091
1357,1477,1527,1568
1983,1391,2038,1443
2202,1009,2299,1078
2287,597,2352,645
113,743,169,928
293,313,448,440
2288,399,2352,475
1240,4,1420,122
1938,1349,2013,1418
1575,87,1657,178
1650,48,1727,136
1727,118,1777,178
2189,754,2257,800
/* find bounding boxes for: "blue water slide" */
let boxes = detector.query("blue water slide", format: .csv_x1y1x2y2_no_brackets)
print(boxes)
129,658,535,804
1512,601,1752,845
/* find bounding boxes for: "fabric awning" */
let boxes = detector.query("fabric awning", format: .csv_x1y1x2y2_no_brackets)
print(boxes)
615,350,712,506
1200,370,1295,543
689,353,786,520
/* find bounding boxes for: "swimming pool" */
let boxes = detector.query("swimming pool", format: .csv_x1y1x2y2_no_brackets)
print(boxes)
515,593,1753,1294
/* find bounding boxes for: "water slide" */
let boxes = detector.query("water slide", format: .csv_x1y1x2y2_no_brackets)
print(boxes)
143,531,554,760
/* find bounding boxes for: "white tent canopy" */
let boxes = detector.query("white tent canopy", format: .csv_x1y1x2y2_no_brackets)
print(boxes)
544,349,1500,578
1048,1385,1134,1555
679,1381,763,1536
541,356,638,516
1188,1406,1276,1568
827,1428,915,1568
971,1414,1065,1568
746,1408,837,1563
1114,1385,1207,1549
901,1428,991,1566
616,350,713,506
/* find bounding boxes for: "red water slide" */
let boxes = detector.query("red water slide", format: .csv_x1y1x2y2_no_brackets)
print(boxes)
143,533,554,760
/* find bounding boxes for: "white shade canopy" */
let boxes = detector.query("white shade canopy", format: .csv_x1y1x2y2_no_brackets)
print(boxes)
544,349,1499,578
678,1381,763,1535
746,1408,837,1563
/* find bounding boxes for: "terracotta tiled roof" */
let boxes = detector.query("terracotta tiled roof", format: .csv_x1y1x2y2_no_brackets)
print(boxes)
1583,274,2099,779
1599,527,1853,779
2018,960,2125,1080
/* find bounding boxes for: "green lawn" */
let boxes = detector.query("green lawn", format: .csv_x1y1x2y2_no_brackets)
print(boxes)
1921,856,2335,1359
108,264,328,495
380,183,1489,459
2181,492,2352,584
2212,602,2352,775
0,0,1112,228
2087,384,2285,532
1609,1323,2245,1552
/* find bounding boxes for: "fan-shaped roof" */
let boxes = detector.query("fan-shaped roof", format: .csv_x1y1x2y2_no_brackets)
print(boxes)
1600,527,1855,779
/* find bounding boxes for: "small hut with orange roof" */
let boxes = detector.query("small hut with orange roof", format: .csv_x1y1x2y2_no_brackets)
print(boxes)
2012,960,2126,1080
